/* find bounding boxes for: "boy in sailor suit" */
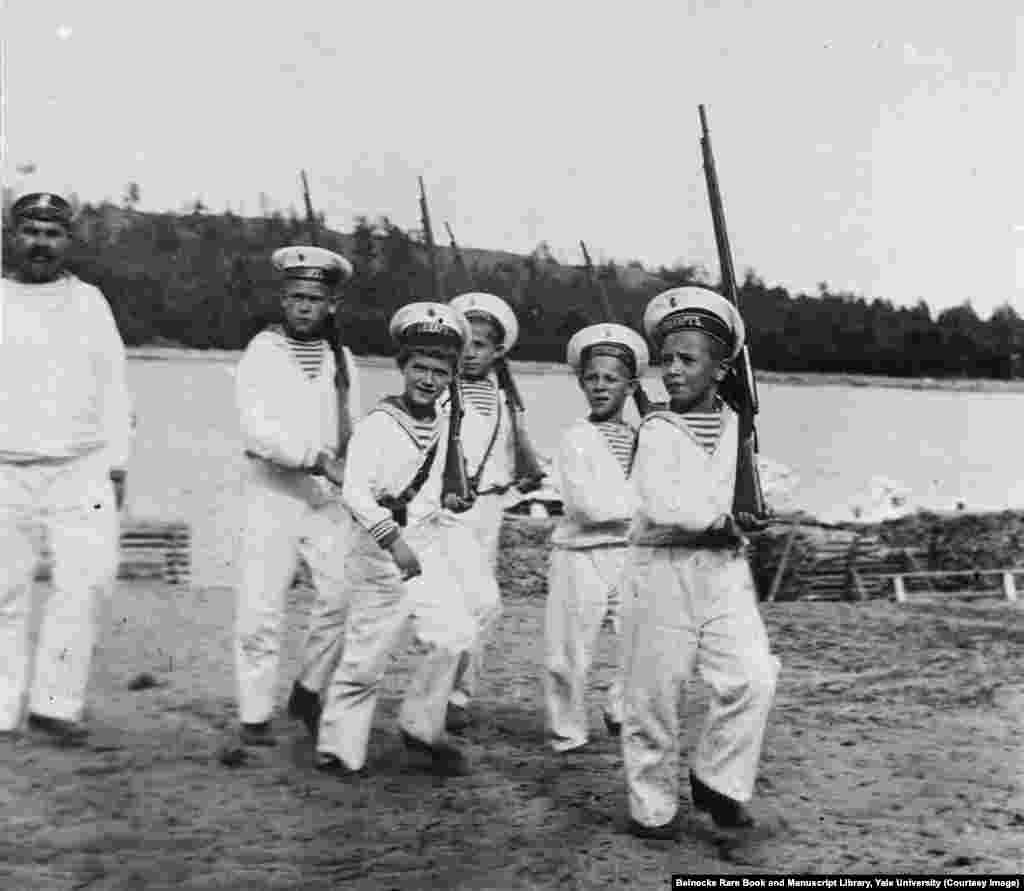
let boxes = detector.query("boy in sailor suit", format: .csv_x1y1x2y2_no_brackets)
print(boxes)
315,302,494,778
233,246,360,747
443,291,522,731
623,287,779,839
544,323,648,754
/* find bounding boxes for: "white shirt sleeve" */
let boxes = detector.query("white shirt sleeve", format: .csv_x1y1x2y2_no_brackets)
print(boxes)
343,347,362,420
89,286,133,470
341,412,402,545
235,335,320,469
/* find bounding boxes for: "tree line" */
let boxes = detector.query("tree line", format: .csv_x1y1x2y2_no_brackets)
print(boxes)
3,196,1022,378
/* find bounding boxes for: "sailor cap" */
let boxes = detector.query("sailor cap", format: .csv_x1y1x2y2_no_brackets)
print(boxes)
566,322,649,377
271,245,353,286
10,192,74,226
449,291,519,352
389,302,470,351
642,287,745,360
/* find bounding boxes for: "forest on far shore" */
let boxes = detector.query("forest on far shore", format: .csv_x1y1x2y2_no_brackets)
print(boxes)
3,194,1022,379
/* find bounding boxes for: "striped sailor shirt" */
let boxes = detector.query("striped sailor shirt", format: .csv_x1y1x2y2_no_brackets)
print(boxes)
409,415,439,451
680,411,723,455
460,376,499,418
591,419,636,475
285,335,326,380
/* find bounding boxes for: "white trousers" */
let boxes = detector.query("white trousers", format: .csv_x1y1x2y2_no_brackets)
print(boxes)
449,491,504,708
317,515,483,771
0,452,118,729
623,546,780,828
235,459,350,724
544,545,628,752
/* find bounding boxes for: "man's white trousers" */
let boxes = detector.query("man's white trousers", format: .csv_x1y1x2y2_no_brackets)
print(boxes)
317,516,484,771
448,491,504,708
623,546,780,828
235,459,350,725
544,545,628,752
0,452,118,729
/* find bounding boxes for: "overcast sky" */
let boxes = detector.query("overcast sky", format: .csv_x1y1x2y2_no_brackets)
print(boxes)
4,1,1021,316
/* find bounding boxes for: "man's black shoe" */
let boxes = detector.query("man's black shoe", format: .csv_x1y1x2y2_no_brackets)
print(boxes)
287,682,321,738
239,721,277,747
400,730,470,776
627,815,681,841
314,753,365,779
444,703,472,733
690,771,756,828
27,713,89,747
603,712,622,737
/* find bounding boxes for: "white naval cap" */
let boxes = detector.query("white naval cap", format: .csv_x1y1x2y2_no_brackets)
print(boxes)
566,322,649,377
271,245,353,286
642,286,745,360
389,301,470,351
449,291,519,353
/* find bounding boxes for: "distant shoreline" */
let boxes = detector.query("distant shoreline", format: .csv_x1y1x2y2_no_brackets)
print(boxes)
127,346,1024,394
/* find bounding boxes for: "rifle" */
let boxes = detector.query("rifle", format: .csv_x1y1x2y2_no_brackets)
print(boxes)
299,170,352,459
494,358,546,493
444,221,474,293
417,177,473,510
418,177,444,300
300,170,320,247
698,105,766,521
579,239,653,416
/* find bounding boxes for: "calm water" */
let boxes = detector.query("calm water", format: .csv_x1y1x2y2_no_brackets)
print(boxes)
125,357,1024,586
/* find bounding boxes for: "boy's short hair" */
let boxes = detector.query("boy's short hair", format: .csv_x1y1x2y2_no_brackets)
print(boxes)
579,347,637,379
655,329,730,364
396,344,461,371
465,311,505,347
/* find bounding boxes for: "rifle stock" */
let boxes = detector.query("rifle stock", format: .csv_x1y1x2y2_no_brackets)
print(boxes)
698,105,766,520
494,358,546,493
418,178,474,509
579,239,653,416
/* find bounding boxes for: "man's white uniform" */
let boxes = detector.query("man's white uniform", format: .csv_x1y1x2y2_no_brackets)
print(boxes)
623,289,779,832
234,247,360,729
544,323,647,753
317,304,494,772
0,270,131,731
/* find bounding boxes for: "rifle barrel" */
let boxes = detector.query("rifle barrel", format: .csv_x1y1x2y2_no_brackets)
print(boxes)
300,170,320,247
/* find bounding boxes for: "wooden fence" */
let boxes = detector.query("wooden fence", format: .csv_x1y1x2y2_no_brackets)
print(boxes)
753,518,1021,604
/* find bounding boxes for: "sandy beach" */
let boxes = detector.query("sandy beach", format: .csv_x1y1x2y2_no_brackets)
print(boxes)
1,520,1021,888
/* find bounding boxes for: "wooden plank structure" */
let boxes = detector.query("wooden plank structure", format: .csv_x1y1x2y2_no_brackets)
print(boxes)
753,518,922,602
34,520,191,585
867,568,1022,604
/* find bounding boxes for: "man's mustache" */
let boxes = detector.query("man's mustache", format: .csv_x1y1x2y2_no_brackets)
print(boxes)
29,248,54,260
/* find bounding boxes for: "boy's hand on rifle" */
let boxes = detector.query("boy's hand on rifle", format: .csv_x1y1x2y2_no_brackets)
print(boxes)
388,536,422,582
443,492,475,513
320,457,346,488
515,474,545,495
707,513,745,545
735,511,768,532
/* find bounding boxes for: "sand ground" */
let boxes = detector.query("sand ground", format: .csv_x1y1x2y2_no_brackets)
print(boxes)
1,547,1022,889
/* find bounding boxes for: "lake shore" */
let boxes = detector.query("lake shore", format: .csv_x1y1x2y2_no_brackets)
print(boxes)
127,346,1024,393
